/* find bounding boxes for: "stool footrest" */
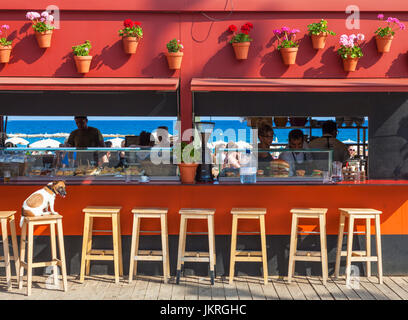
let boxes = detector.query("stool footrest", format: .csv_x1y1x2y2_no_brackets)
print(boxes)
340,250,367,257
134,250,164,261
86,255,114,261
294,250,323,261
182,251,211,262
234,251,263,262
89,249,114,255
20,259,61,269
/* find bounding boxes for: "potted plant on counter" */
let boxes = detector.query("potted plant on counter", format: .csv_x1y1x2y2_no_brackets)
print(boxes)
0,24,12,64
165,38,183,70
228,22,253,60
26,11,55,48
375,14,405,53
307,19,336,49
338,34,364,72
274,27,300,65
72,40,92,74
118,19,143,54
176,141,200,184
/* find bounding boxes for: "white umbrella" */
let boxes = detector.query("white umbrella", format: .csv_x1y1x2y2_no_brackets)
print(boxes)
342,139,357,144
5,137,29,146
30,138,61,148
106,137,124,148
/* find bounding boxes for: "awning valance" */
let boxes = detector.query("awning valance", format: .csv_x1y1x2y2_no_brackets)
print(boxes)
191,78,408,92
0,77,179,92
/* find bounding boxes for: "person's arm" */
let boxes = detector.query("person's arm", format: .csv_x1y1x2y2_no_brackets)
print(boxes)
97,129,105,147
66,132,74,147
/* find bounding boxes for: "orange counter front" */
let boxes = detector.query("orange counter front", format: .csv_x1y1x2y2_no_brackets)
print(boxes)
1,182,407,236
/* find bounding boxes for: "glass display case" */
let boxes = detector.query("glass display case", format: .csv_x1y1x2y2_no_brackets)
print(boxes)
0,147,178,183
216,148,334,183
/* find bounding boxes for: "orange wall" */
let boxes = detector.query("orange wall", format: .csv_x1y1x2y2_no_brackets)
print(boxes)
1,184,407,236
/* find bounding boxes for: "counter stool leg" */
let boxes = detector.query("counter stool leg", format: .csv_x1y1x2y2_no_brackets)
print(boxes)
85,217,93,277
112,214,120,284
50,223,58,286
176,216,186,284
26,223,34,296
9,216,20,284
117,214,123,277
165,214,170,279
160,214,169,284
334,213,346,279
208,215,215,285
229,215,238,284
79,213,90,283
56,220,68,292
319,215,328,286
375,215,383,284
260,215,268,285
345,216,355,287
18,221,27,290
1,219,12,290
287,214,298,283
128,215,138,283
366,218,371,278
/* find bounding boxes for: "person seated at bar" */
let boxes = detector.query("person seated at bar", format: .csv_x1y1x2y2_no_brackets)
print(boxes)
66,116,105,166
348,145,357,159
257,124,274,172
309,120,349,165
279,129,312,176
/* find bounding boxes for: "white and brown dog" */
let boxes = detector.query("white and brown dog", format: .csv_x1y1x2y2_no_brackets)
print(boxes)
20,181,67,227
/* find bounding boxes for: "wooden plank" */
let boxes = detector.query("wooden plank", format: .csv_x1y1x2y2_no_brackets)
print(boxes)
102,278,124,300
331,276,361,300
224,279,239,300
247,279,266,300
320,278,347,300
359,278,389,300
211,277,225,300
366,277,401,300
131,276,149,300
116,278,139,300
307,276,334,300
198,277,212,300
382,277,408,300
144,277,161,300
171,277,186,300
295,277,320,300
261,277,279,300
272,277,293,300
350,279,376,300
285,282,306,300
184,276,199,300
158,280,173,300
389,276,408,293
235,277,252,300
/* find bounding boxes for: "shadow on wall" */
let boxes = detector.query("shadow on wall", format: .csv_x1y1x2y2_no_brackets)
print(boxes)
141,52,175,77
259,35,288,77
99,41,131,70
386,52,408,77
303,46,344,77
295,34,317,66
357,36,382,70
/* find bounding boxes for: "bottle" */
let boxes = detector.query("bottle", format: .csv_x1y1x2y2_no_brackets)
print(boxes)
240,149,257,184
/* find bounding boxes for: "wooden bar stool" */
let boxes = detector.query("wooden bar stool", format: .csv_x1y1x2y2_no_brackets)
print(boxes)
229,208,268,285
80,206,123,284
18,214,68,296
0,211,20,290
334,208,383,285
128,207,170,284
287,208,328,285
176,208,216,285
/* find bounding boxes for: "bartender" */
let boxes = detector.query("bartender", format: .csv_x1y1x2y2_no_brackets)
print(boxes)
66,116,105,166
279,129,312,176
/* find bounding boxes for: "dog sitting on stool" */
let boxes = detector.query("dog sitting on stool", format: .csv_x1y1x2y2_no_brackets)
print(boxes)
20,181,67,227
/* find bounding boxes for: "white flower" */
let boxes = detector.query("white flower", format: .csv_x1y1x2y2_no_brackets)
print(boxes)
46,15,54,22
357,33,365,41
32,12,41,19
349,34,357,39
340,34,348,39
41,11,49,18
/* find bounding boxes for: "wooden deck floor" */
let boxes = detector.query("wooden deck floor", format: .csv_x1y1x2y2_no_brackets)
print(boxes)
1,274,408,300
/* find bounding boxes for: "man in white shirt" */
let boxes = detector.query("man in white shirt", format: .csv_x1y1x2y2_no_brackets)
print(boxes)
308,120,349,165
279,129,312,176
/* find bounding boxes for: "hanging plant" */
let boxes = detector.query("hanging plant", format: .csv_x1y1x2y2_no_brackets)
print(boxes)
165,38,183,70
307,19,336,49
338,34,365,72
274,27,300,65
374,14,405,53
228,22,254,60
0,24,12,64
26,11,55,48
118,19,143,54
72,40,92,74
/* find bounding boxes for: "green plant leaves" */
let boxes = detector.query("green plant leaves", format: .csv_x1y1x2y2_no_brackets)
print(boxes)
72,40,92,56
307,19,336,36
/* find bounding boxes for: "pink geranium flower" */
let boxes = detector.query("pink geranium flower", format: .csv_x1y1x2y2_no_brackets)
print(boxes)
377,14,384,20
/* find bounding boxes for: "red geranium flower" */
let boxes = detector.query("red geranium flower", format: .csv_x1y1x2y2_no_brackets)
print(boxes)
245,22,253,29
241,25,250,33
228,24,237,32
134,21,141,26
124,19,133,28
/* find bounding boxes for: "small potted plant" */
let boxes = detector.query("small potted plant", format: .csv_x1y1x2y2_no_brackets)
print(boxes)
176,141,200,184
72,40,92,74
274,27,300,65
166,38,183,70
26,11,55,48
375,14,405,53
228,22,253,60
118,19,143,54
338,34,364,72
307,19,336,49
0,24,12,64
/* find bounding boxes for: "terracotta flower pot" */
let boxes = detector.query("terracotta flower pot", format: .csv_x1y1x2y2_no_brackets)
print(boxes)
122,36,139,54
178,163,198,184
311,32,328,50
375,35,393,53
273,116,288,127
232,41,251,60
74,55,93,74
166,51,183,70
342,57,359,72
35,30,53,48
279,47,298,65
0,45,12,63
